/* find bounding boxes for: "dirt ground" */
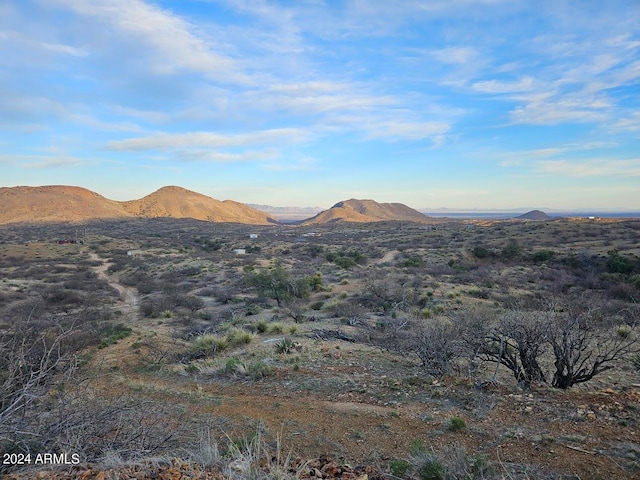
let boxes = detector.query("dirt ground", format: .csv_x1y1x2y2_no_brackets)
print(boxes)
80,256,640,480
2,219,640,479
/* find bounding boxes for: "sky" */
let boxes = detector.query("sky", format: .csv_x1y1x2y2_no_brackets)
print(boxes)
1,0,639,211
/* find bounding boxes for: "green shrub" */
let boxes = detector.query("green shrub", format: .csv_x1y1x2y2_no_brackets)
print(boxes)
410,439,426,456
226,329,254,347
449,416,466,431
274,338,295,354
248,361,271,380
190,334,227,358
225,357,242,374
390,458,411,477
532,249,554,263
607,250,634,274
326,249,367,269
310,301,324,311
269,323,284,334
255,319,269,333
99,323,133,348
402,255,424,268
417,456,446,480
501,240,522,260
471,454,493,477
471,246,492,259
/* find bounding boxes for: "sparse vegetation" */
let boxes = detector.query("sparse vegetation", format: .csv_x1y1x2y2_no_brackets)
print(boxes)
2,217,640,478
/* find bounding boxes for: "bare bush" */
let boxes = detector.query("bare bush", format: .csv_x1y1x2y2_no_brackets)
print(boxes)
411,318,463,377
545,303,640,389
479,309,548,388
0,313,79,460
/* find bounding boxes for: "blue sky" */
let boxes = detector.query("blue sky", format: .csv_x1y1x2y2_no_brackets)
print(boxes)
1,0,639,210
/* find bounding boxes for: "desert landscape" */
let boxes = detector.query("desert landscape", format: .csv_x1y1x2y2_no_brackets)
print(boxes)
1,187,639,480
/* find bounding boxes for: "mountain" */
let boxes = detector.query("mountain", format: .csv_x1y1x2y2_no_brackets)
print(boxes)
0,185,278,225
301,198,434,225
515,210,552,221
122,186,277,224
0,185,128,224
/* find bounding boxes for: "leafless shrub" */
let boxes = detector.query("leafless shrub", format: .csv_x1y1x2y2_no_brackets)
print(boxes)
331,301,367,325
0,315,80,463
545,303,639,389
411,318,463,377
359,273,412,314
479,309,548,388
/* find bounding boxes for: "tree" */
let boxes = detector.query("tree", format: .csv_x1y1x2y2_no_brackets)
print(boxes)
480,310,547,388
471,301,640,390
247,261,308,307
545,304,639,389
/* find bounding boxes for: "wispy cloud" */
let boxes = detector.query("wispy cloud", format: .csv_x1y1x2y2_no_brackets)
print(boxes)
107,129,311,151
45,0,247,82
534,159,640,177
472,77,535,94
263,157,318,172
0,154,83,169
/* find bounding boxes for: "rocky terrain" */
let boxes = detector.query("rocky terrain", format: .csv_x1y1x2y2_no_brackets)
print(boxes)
0,186,277,226
302,199,437,225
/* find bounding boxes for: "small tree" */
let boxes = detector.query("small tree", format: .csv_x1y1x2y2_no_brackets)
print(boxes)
480,310,547,388
247,261,308,307
545,304,639,389
412,318,462,377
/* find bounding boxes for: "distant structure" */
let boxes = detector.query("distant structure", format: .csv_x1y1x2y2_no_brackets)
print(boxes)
233,248,246,255
56,239,77,244
249,234,259,239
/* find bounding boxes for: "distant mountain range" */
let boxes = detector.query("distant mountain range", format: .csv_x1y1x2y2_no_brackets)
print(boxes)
4,185,630,226
0,186,439,226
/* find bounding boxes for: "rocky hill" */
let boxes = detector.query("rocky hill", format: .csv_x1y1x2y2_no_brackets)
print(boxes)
0,185,277,225
122,186,277,224
0,186,127,224
302,198,434,225
515,209,552,221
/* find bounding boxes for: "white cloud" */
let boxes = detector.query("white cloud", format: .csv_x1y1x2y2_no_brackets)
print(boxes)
510,94,610,125
472,77,535,94
171,148,278,163
0,154,83,169
535,159,640,177
0,30,88,57
429,46,479,65
612,112,640,132
45,0,246,82
263,157,318,171
364,121,450,142
107,129,310,151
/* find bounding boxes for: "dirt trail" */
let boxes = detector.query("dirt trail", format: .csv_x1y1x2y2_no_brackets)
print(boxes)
375,249,399,264
89,251,139,308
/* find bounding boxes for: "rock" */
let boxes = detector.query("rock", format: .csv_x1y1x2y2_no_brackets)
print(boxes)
321,461,339,476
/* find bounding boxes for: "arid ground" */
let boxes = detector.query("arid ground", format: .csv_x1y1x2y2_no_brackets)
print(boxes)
1,217,639,479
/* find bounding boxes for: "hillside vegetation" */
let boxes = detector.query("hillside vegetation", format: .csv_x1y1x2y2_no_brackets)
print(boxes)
1,217,639,479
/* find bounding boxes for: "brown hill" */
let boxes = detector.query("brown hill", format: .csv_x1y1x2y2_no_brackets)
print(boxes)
0,185,127,224
302,198,433,225
0,185,277,225
515,209,552,221
122,186,277,224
